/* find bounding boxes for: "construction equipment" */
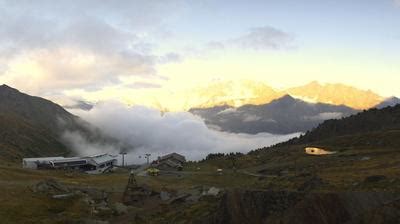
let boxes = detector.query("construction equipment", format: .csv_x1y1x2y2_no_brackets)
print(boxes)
146,168,160,176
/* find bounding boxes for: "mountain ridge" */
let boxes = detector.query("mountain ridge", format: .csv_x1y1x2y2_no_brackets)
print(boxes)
56,80,393,112
286,81,384,110
190,94,359,134
0,84,121,162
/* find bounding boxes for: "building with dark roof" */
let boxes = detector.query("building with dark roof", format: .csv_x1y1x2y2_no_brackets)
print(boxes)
152,152,186,171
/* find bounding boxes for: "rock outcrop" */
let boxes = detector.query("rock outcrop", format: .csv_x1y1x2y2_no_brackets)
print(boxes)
210,190,400,224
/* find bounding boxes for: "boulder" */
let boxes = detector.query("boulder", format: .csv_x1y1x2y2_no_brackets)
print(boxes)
32,179,70,195
364,175,387,183
207,187,221,196
160,191,171,201
113,202,128,215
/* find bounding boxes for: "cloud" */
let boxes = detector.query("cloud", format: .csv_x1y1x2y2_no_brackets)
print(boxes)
62,131,120,156
1,48,159,94
188,25,295,57
231,26,295,50
0,0,185,96
217,108,237,115
394,0,400,6
206,41,226,51
65,101,301,163
304,112,343,121
126,82,162,89
158,52,182,64
242,114,263,122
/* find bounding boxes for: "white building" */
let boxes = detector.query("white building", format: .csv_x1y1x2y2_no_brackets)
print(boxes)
305,147,336,156
22,154,117,174
23,157,65,169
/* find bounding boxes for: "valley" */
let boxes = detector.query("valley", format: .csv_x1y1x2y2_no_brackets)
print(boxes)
1,135,399,223
1,1,400,223
1,86,399,223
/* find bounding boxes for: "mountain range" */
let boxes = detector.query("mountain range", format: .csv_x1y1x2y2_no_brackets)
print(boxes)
60,81,399,135
190,95,358,134
285,81,384,110
185,81,400,134
1,83,399,161
182,80,388,111
63,80,395,112
167,80,391,111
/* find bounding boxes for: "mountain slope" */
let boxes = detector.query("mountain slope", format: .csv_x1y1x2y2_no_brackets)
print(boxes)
0,84,110,161
190,95,358,134
0,113,68,161
287,104,400,146
375,97,400,109
63,100,94,111
0,84,81,132
286,81,384,110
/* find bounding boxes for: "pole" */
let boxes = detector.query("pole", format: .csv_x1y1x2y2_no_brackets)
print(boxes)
145,153,151,165
120,152,127,167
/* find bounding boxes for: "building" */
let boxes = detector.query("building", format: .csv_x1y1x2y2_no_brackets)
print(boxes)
152,152,186,171
22,154,117,174
305,147,336,156
23,157,65,169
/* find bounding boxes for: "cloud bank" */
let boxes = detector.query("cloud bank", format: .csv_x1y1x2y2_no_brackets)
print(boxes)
0,0,184,96
65,102,300,164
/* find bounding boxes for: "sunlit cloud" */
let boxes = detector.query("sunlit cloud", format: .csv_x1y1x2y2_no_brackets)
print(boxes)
0,0,186,97
0,0,399,106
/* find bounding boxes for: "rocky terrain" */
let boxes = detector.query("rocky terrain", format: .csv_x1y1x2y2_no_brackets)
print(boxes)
212,190,400,224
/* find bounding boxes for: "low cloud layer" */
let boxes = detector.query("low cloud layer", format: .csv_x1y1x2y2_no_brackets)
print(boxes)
304,112,344,121
65,102,300,164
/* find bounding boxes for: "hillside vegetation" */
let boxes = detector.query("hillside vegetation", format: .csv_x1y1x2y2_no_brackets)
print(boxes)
285,104,400,147
0,85,119,162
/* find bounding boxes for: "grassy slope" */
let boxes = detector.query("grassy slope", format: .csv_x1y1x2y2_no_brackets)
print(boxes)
0,163,258,223
1,135,399,223
0,114,69,162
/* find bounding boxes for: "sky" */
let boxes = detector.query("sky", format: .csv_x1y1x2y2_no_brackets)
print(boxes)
0,0,399,107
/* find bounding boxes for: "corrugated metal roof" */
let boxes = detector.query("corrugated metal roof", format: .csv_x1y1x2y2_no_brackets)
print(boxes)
156,159,182,168
159,153,186,162
87,154,117,165
23,157,65,162
23,154,117,166
52,157,87,163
